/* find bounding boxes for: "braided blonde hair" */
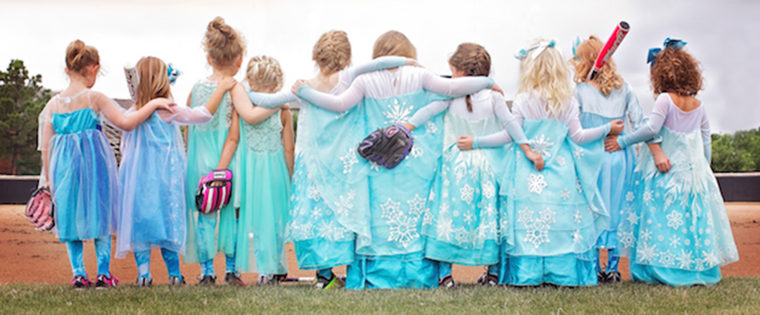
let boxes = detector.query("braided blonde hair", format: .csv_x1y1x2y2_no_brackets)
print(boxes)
246,55,283,92
571,35,623,95
372,30,417,59
449,43,491,112
313,30,351,75
203,17,246,67
518,39,573,118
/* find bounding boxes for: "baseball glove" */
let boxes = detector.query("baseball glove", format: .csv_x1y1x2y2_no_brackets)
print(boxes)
195,169,233,214
357,123,414,169
25,187,55,231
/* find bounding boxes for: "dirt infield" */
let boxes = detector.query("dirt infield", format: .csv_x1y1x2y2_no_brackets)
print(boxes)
1,203,757,284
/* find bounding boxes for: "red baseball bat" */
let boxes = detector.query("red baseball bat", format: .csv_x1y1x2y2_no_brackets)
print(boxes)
587,21,630,81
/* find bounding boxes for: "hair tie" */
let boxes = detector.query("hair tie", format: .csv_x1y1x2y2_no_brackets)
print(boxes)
515,39,557,61
647,37,687,66
167,63,180,84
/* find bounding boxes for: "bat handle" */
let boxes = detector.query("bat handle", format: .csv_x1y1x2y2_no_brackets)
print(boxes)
586,69,599,81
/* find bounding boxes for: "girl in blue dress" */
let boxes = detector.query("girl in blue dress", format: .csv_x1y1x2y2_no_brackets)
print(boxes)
609,38,738,286
494,39,623,287
245,30,412,289
185,17,277,286
115,56,236,287
40,40,171,289
404,43,543,287
571,36,654,283
294,31,499,289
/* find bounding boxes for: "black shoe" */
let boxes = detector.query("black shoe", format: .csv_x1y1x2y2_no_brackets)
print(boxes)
225,272,246,286
94,274,119,289
71,275,91,290
438,274,456,289
477,272,499,286
597,271,607,284
168,276,186,287
198,275,216,286
315,272,344,289
605,271,621,284
135,276,152,287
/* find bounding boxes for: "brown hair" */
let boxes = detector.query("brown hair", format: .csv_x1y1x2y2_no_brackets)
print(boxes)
135,56,171,109
312,30,351,75
203,17,246,67
246,55,284,92
372,30,417,59
449,43,491,112
65,40,99,75
571,35,623,95
650,46,703,96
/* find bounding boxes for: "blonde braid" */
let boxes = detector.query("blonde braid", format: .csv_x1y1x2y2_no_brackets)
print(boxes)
246,55,283,92
312,30,351,75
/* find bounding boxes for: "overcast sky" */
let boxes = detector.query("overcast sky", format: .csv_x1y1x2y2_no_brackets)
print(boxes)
2,0,758,133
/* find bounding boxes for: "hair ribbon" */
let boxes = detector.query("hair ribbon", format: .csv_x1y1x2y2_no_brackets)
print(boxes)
515,39,556,61
647,38,687,66
167,63,181,84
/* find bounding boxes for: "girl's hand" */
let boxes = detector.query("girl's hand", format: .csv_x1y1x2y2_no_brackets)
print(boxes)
291,80,308,96
404,59,421,67
218,76,237,92
148,97,176,112
608,119,624,136
604,136,622,152
525,150,545,171
490,83,504,96
654,151,671,173
457,136,474,150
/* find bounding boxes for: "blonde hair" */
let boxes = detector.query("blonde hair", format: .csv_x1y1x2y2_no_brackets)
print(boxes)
372,30,417,59
313,30,351,75
449,43,491,112
135,56,171,109
65,39,99,75
246,55,283,92
518,39,573,118
203,17,246,67
571,35,623,95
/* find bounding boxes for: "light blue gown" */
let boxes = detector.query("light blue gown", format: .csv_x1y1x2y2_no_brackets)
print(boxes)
497,94,610,286
576,82,651,273
616,94,738,286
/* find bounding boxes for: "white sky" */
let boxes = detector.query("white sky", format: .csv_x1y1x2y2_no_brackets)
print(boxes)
2,0,759,133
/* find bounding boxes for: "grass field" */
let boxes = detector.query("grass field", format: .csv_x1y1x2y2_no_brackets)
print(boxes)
2,277,759,314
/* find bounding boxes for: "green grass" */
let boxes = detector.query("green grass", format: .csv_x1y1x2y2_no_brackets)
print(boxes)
2,277,759,314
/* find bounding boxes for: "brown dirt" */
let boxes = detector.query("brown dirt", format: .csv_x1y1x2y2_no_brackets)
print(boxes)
1,203,758,285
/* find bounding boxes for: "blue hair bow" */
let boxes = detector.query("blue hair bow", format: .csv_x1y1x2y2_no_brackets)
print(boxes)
571,36,582,59
167,63,181,84
647,37,687,66
515,39,556,60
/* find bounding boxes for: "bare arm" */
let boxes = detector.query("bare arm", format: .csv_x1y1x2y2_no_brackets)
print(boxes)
648,142,671,173
202,77,237,115
229,83,280,124
40,118,54,188
216,110,240,170
280,108,295,177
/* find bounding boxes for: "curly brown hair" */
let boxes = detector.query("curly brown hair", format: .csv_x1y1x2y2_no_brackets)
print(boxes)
570,35,623,95
650,46,703,96
449,43,490,112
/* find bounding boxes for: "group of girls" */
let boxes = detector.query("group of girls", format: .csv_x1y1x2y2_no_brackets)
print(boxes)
40,15,738,289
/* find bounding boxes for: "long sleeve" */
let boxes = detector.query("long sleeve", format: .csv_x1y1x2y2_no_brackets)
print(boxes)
407,100,450,127
344,56,406,83
422,70,494,97
617,94,669,149
158,105,213,124
248,90,296,108
625,84,661,143
474,130,512,148
567,99,610,144
297,83,364,112
493,92,527,144
701,112,712,162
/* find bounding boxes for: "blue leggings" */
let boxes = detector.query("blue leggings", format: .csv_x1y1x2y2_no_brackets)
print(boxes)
200,219,239,277
65,236,111,277
134,248,182,280
596,248,620,273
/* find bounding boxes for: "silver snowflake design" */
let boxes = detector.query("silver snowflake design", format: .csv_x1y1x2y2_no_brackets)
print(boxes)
570,229,584,243
561,189,571,200
339,148,358,174
482,204,497,217
539,208,557,225
643,189,653,204
332,190,356,217
626,211,640,225
677,249,693,269
573,210,582,224
425,121,438,134
639,229,652,242
460,184,475,204
618,231,635,248
463,212,474,224
529,134,554,158
387,215,419,248
436,218,454,241
380,198,401,220
382,98,413,124
307,185,321,201
410,146,423,158
517,208,534,225
669,235,681,248
575,178,583,193
573,148,585,159
666,210,684,230
527,174,548,194
625,191,635,202
556,156,566,167
482,183,496,199
701,250,720,268
524,222,551,248
406,194,427,217
659,250,676,266
637,242,658,263
478,221,498,240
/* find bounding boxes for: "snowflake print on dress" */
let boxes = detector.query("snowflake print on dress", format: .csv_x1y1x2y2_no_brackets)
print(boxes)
518,207,557,248
666,210,684,230
677,249,693,269
700,250,720,268
660,250,676,266
571,229,583,243
626,211,640,225
406,194,427,217
460,184,475,204
339,148,358,174
425,121,438,134
639,229,652,242
332,190,356,217
561,189,571,200
618,231,635,248
382,98,413,124
307,185,321,202
637,242,658,264
669,235,681,248
529,134,554,158
625,191,635,202
573,148,585,159
555,156,566,167
436,217,454,241
387,215,419,248
482,182,495,199
527,174,548,194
